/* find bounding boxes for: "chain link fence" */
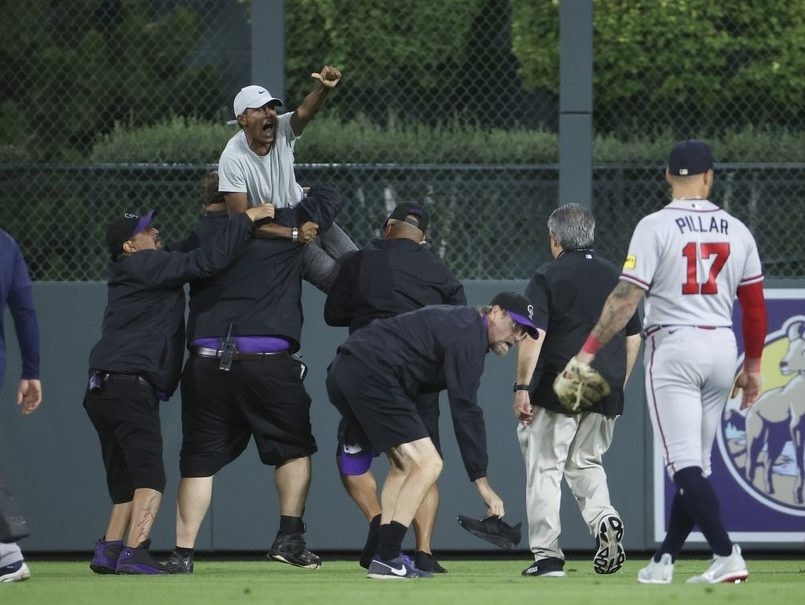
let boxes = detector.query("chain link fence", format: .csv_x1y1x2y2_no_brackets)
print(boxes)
1,1,803,281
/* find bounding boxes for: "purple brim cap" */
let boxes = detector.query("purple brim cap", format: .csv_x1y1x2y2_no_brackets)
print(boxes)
337,448,374,476
508,311,539,338
132,209,156,236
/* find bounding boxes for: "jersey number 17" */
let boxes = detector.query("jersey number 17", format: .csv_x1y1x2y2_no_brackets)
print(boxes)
681,242,730,295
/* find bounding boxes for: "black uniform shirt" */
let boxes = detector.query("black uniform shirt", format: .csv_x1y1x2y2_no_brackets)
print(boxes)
88,212,255,395
340,305,490,480
187,185,342,348
525,249,641,417
324,238,466,333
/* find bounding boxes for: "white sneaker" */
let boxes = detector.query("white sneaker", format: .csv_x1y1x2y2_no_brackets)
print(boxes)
0,561,31,582
637,553,674,584
686,545,748,584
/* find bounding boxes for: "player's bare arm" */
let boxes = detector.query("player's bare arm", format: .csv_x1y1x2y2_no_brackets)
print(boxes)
578,281,644,365
512,328,545,423
291,65,341,136
224,191,292,239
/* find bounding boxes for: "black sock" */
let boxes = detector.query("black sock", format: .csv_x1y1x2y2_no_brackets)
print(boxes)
174,546,194,557
656,491,695,561
674,466,732,556
278,515,305,535
378,521,408,561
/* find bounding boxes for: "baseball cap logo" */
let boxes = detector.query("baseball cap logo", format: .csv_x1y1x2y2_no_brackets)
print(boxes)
527,304,534,320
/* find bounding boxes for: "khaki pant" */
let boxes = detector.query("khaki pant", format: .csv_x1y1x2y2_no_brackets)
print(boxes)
517,408,619,561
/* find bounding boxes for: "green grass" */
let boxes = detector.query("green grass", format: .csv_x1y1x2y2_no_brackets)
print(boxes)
5,558,804,605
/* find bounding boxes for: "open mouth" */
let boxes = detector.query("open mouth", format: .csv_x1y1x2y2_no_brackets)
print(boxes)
262,120,274,133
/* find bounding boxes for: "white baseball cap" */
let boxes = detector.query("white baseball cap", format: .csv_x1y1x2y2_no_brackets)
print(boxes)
229,85,283,124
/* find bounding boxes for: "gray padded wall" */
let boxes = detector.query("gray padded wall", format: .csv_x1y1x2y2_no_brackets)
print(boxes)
1,280,650,554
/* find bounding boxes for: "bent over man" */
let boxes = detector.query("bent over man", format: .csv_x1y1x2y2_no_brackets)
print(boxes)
326,292,536,579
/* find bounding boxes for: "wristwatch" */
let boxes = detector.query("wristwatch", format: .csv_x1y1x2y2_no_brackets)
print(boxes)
513,383,530,392
291,227,299,243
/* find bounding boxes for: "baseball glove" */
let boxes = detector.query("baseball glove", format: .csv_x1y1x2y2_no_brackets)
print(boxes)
553,357,611,413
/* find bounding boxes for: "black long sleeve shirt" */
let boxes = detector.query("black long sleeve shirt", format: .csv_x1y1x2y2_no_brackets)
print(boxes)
340,305,491,481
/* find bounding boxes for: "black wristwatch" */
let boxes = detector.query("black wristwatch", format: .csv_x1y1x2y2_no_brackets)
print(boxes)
513,383,530,392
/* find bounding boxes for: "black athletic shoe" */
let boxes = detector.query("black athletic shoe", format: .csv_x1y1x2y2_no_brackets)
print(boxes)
268,532,322,569
166,551,194,574
414,551,447,573
593,515,625,574
115,540,166,575
521,557,566,578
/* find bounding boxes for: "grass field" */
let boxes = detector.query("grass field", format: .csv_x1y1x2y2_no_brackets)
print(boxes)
4,556,804,605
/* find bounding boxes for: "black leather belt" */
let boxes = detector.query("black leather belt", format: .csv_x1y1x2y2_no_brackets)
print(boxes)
193,346,289,362
100,372,152,388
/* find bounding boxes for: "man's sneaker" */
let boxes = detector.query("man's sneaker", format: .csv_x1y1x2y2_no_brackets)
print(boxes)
593,515,625,574
367,554,432,580
637,553,674,584
165,551,194,574
0,560,30,582
90,538,124,574
521,557,566,577
115,540,166,575
686,545,749,584
268,532,321,569
414,551,447,573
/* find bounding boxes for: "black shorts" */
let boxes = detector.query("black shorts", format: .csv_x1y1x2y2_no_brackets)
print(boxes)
83,378,165,502
179,355,316,476
326,352,429,454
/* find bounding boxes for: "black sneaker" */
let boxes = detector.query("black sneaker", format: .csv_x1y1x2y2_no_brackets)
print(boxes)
414,551,447,573
115,540,166,575
593,515,625,574
522,557,566,577
268,532,321,569
166,551,194,574
90,538,124,574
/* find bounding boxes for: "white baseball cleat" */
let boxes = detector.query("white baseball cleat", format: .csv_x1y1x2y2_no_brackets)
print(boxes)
637,553,674,584
686,545,748,584
0,561,31,582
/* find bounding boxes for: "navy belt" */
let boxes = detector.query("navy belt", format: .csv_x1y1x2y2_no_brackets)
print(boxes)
193,346,289,362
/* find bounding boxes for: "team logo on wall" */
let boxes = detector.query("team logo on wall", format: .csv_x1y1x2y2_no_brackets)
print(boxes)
718,314,805,516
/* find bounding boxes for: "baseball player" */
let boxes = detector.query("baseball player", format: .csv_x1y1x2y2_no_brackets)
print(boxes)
0,229,42,583
564,140,767,584
218,65,357,292
513,203,642,578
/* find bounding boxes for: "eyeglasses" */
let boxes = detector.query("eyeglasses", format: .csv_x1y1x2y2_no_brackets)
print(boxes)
507,314,526,338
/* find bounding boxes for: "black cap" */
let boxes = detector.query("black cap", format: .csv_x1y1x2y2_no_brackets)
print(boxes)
106,209,156,260
386,202,429,233
490,291,539,338
668,139,713,176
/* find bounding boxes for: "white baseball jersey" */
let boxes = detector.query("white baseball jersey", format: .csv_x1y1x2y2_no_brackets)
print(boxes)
217,112,304,208
620,199,763,328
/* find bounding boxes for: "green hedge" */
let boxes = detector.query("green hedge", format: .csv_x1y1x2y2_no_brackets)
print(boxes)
5,115,803,165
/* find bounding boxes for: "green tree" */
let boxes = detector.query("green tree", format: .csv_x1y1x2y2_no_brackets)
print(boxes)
0,0,221,161
284,0,488,125
512,0,805,135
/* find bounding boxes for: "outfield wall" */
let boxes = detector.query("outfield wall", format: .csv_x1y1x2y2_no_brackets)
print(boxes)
1,280,801,555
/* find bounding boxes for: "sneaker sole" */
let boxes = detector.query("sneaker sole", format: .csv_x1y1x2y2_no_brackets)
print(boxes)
637,575,672,585
89,563,117,575
269,553,321,570
687,570,748,584
0,571,31,582
524,570,566,578
367,572,414,580
594,516,625,574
